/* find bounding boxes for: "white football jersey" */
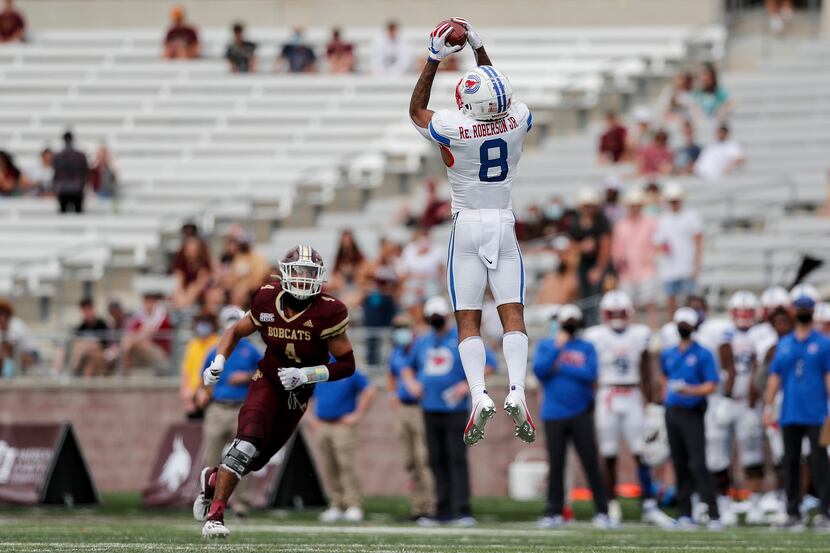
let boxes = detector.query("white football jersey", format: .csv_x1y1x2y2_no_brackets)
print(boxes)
584,323,651,386
723,324,756,400
748,321,778,363
416,101,532,212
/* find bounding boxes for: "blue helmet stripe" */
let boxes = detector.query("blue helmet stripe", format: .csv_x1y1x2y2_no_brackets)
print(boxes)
484,65,507,114
480,65,504,114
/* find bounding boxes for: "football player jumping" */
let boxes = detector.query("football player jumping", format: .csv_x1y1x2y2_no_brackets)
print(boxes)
195,246,355,538
583,291,672,527
409,19,535,445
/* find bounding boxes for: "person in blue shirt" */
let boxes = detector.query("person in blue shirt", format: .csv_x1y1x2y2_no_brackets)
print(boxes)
659,307,721,529
763,286,830,529
387,315,435,521
532,304,611,529
405,296,497,526
201,306,262,517
308,368,376,524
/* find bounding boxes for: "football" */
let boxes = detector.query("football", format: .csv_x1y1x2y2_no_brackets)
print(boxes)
439,19,468,47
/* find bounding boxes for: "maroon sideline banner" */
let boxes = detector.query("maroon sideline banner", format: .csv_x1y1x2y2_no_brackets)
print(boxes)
142,421,325,509
0,422,99,505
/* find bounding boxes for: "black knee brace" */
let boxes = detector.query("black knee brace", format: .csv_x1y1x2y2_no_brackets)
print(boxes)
220,439,259,479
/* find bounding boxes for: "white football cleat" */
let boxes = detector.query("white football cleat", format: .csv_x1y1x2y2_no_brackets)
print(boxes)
192,467,214,522
342,506,364,523
202,520,230,538
463,394,496,445
503,392,536,443
642,501,676,530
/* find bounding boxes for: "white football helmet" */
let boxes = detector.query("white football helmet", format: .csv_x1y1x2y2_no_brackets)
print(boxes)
279,245,326,300
600,290,634,330
455,65,513,121
760,285,789,319
790,283,819,306
642,403,670,467
727,290,759,329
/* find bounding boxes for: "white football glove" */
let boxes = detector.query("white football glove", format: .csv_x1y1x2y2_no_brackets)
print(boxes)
451,17,483,50
428,23,464,62
202,354,225,386
278,367,308,391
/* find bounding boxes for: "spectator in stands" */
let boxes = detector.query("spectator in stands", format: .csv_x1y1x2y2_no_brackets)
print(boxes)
569,188,611,325
219,225,269,308
643,181,662,217
225,22,257,74
533,304,611,528
540,196,574,236
597,111,628,164
200,306,259,517
0,150,27,196
626,106,654,159
171,235,214,310
0,0,25,43
163,5,200,60
400,228,445,325
636,129,673,177
693,124,745,181
120,292,172,374
26,148,54,196
658,71,694,124
67,298,111,378
534,236,579,308
418,178,452,230
0,298,38,377
673,119,702,175
52,131,89,214
326,28,356,73
276,27,316,73
362,268,399,366
179,310,219,419
602,177,624,225
89,143,117,198
387,315,435,521
612,188,659,328
332,229,366,289
653,183,703,316
766,0,794,34
309,368,376,523
372,21,411,75
691,63,732,122
517,204,546,242
107,299,129,334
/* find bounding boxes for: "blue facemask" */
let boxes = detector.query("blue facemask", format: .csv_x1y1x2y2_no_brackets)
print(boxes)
549,319,560,337
393,328,413,346
544,205,563,220
194,322,214,338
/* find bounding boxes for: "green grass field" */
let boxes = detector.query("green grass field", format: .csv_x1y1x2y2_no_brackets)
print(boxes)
0,494,827,552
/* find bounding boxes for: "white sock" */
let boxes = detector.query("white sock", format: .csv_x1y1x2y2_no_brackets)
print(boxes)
503,331,528,401
458,336,487,403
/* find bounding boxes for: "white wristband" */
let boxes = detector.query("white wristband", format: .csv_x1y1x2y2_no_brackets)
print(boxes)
214,354,226,370
301,365,330,383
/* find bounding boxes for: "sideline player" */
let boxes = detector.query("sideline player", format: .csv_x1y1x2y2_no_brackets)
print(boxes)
409,18,534,445
584,291,671,527
194,246,356,538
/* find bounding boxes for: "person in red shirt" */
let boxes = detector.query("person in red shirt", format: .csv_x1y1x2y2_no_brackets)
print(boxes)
598,111,627,164
163,5,200,59
120,292,173,374
0,0,25,43
326,28,355,73
637,129,674,177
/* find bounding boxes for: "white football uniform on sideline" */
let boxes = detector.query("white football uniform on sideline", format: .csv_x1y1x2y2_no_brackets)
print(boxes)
748,321,778,363
584,323,651,457
416,101,532,310
705,325,765,472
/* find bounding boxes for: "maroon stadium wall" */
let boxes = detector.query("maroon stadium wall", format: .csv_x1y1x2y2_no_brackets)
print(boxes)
0,383,634,495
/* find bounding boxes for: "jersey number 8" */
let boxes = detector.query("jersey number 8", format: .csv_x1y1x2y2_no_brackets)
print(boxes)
479,138,508,183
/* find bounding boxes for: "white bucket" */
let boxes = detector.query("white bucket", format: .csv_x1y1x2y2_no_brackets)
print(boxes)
508,449,548,501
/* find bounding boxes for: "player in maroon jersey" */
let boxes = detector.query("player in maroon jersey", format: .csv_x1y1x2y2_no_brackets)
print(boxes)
195,245,355,538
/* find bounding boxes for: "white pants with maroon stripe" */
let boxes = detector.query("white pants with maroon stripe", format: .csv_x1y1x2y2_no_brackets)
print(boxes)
595,386,645,457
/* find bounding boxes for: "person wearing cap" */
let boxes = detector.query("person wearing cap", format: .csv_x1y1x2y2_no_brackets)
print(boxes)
163,5,200,59
612,187,659,328
387,315,435,521
569,188,612,326
405,296,497,526
200,306,261,518
659,307,721,529
763,286,830,530
652,182,703,317
180,310,220,419
533,304,612,528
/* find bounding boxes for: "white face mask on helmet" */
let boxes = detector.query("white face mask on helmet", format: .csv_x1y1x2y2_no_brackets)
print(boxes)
455,65,513,121
279,245,326,300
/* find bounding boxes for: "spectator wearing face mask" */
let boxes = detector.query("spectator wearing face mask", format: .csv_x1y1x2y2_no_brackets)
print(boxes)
276,27,316,73
387,315,435,521
533,304,612,529
180,310,220,419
